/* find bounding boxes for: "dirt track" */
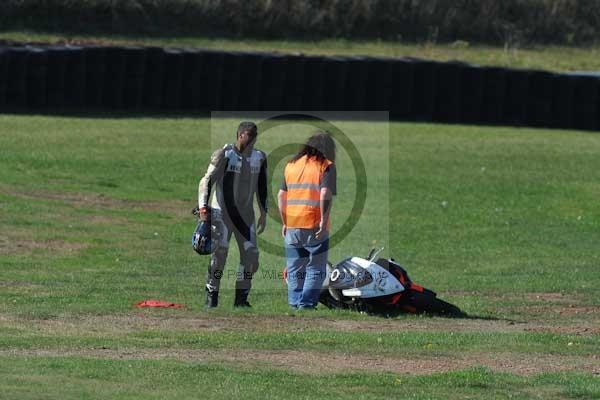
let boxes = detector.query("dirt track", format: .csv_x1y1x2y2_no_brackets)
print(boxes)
1,312,599,376
1,347,598,376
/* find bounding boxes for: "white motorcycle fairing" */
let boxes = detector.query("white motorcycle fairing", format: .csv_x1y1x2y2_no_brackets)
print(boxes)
330,257,405,299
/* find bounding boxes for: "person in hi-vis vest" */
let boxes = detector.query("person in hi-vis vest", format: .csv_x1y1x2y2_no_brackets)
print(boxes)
278,132,336,309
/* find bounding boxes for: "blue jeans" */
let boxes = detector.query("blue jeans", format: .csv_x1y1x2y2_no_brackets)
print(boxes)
285,228,329,309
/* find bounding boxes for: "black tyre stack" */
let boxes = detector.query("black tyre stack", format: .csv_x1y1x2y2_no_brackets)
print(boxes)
0,48,8,110
258,54,287,111
389,59,414,120
459,65,484,124
481,67,508,125
195,50,225,112
1,44,600,132
142,47,166,110
411,60,437,121
64,46,86,110
526,71,555,128
343,57,368,113
26,47,48,109
571,73,600,131
5,47,30,110
504,70,530,126
83,46,107,110
433,62,463,123
122,47,146,111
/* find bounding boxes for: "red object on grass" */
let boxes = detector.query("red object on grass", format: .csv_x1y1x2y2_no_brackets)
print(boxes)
134,300,185,308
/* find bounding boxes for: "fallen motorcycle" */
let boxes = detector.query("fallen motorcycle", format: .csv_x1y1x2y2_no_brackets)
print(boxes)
319,248,465,317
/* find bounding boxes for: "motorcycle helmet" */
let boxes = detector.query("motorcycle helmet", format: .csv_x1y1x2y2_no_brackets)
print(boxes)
192,220,215,255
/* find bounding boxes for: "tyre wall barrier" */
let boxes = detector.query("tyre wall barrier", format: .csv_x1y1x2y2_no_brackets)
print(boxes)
553,74,575,130
504,69,530,126
570,74,600,131
122,47,146,111
64,46,86,109
219,51,243,110
162,48,184,110
481,67,508,125
458,65,484,124
46,46,71,110
389,59,414,119
103,47,126,110
195,50,225,112
526,71,555,128
232,52,262,111
302,55,326,111
259,54,287,111
365,58,393,113
410,60,437,121
1,44,600,132
142,47,165,110
433,62,463,123
322,56,347,111
342,57,368,112
281,54,305,111
83,46,106,109
0,48,8,108
5,47,29,109
26,48,47,109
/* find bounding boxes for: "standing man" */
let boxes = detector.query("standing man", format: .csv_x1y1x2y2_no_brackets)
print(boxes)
278,131,336,310
198,121,267,308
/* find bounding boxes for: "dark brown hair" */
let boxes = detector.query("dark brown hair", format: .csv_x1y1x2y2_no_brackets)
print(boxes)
290,131,336,163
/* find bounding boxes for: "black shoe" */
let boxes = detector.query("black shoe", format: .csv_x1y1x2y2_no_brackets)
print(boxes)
205,289,219,309
233,290,251,308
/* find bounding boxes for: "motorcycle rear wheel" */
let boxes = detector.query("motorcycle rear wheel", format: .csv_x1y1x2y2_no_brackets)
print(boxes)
407,291,465,317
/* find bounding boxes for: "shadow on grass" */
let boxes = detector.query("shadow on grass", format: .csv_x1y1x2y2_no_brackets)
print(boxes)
362,309,520,324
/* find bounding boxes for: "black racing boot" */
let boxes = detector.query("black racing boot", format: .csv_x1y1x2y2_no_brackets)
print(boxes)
205,289,219,309
233,289,251,308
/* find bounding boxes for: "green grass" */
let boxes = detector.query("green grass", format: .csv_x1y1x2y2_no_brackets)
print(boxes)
1,115,599,398
2,358,598,400
1,325,598,357
3,30,600,72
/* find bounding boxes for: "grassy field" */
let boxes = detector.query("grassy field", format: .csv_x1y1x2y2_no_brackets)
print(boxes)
1,114,599,399
3,30,600,73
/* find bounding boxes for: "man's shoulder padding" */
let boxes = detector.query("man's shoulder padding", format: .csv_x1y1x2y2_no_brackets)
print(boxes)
253,149,266,160
210,147,227,165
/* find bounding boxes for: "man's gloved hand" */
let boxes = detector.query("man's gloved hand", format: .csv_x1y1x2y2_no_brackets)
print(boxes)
257,211,267,234
192,206,210,220
199,206,210,221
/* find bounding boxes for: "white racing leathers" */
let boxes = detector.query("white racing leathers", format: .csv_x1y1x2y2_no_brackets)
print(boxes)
198,144,267,298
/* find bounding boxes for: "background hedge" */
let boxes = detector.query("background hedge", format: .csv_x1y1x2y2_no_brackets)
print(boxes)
2,0,600,46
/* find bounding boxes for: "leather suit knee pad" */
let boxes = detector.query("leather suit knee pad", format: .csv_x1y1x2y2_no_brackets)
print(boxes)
244,248,259,273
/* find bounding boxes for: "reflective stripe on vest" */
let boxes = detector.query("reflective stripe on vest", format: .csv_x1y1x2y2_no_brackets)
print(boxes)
283,155,332,229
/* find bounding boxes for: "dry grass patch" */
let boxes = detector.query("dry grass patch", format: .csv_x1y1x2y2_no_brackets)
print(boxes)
0,234,89,256
8,188,191,218
1,348,598,376
3,310,599,338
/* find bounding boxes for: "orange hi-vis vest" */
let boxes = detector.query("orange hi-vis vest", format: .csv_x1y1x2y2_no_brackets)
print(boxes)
284,155,332,229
